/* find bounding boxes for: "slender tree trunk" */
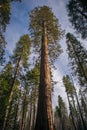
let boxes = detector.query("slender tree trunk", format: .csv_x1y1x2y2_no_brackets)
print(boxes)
81,90,87,103
75,90,87,130
71,95,80,130
24,89,32,130
71,42,87,83
32,103,36,130
69,116,74,130
2,56,21,130
59,109,65,130
67,93,77,130
28,92,33,130
61,118,65,130
25,111,30,130
71,78,87,129
32,87,37,130
13,97,20,130
20,93,26,130
34,21,53,130
81,97,87,117
80,90,87,114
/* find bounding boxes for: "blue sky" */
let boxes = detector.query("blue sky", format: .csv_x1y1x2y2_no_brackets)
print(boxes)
4,0,84,108
5,0,73,52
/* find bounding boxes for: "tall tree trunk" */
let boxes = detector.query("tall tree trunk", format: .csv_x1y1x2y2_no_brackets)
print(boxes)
69,116,74,130
24,90,32,130
20,93,27,130
75,89,87,130
80,90,87,115
29,91,33,130
71,42,87,83
13,97,20,130
34,21,53,130
25,111,30,130
31,103,36,130
71,78,87,129
32,87,37,130
81,97,87,118
2,56,21,130
67,93,77,130
71,95,80,130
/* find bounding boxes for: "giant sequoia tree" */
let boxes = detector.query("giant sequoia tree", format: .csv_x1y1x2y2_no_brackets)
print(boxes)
67,0,87,39
29,6,63,130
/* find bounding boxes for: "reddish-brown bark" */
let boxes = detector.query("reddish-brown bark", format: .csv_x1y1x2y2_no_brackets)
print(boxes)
34,22,53,130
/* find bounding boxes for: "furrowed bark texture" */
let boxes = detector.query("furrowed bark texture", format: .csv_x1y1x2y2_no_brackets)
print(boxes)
34,22,53,130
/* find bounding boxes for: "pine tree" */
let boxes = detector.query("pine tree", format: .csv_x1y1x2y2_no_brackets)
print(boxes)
58,96,71,130
0,0,22,32
66,33,87,88
79,89,87,119
63,75,87,130
25,64,40,130
0,33,7,65
67,0,87,39
54,106,61,130
0,62,13,130
12,92,20,130
29,6,63,130
6,87,20,130
0,0,22,65
2,34,31,130
0,0,10,32
19,64,40,130
63,75,79,130
54,96,71,130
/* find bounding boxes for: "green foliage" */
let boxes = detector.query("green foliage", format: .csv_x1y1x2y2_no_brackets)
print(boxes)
1,35,31,130
66,33,87,87
63,75,75,95
0,0,22,32
30,6,62,42
54,96,71,130
0,0,10,32
0,62,13,96
0,62,13,129
67,0,87,39
29,6,63,61
13,34,31,68
58,96,68,117
63,75,87,130
0,33,7,65
25,64,40,104
0,0,22,66
26,64,40,86
5,89,20,130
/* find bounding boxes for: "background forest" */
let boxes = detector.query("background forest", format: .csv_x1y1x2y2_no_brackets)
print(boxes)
0,0,87,130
